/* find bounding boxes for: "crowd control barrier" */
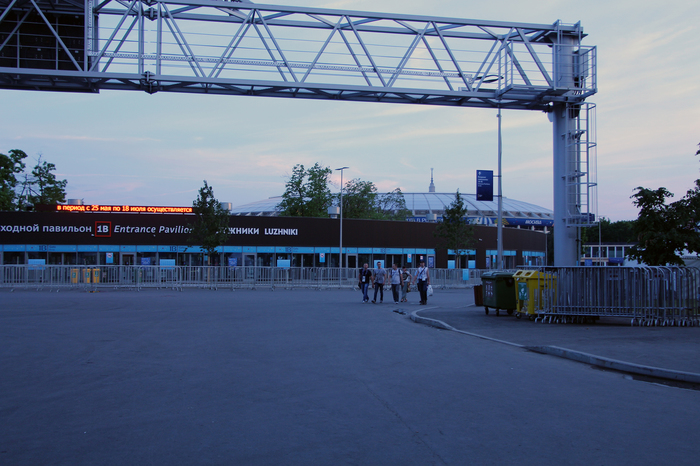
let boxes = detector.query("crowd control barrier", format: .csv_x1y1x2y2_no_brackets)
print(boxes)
533,266,700,326
0,265,482,291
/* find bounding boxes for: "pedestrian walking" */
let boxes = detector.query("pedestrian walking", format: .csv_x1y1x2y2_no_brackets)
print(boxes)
372,261,386,303
400,265,412,302
389,263,402,304
358,263,372,303
413,260,430,305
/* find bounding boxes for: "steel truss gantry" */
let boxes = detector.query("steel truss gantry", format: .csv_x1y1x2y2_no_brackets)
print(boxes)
0,0,598,264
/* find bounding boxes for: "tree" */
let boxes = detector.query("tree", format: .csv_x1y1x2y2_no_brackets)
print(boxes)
625,144,700,266
581,218,636,245
188,180,230,265
341,179,410,220
433,190,475,265
277,163,333,217
305,163,333,217
342,178,379,219
18,157,68,209
1,150,68,211
0,149,27,211
376,188,412,221
627,183,700,266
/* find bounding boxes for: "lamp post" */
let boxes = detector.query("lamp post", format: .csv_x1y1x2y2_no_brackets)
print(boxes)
497,107,504,270
336,167,349,273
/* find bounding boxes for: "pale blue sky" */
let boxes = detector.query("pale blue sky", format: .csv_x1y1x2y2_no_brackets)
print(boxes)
1,0,698,221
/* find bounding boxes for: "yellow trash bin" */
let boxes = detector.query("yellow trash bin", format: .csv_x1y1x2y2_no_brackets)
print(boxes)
83,268,91,283
92,268,100,284
513,270,555,318
71,268,79,284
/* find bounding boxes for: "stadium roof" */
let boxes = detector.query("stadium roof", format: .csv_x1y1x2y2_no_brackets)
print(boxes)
229,192,553,227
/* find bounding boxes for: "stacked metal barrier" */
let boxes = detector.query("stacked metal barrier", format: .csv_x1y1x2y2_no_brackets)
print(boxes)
536,266,700,326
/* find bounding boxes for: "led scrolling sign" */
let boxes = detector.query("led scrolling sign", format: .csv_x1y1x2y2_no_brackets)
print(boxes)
56,204,193,214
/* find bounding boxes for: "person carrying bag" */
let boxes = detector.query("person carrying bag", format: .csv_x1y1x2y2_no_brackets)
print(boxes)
412,260,431,305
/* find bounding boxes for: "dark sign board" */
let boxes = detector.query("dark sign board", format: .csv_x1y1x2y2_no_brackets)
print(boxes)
0,211,437,249
476,170,494,201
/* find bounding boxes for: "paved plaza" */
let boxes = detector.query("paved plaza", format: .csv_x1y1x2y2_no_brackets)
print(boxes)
1,288,699,465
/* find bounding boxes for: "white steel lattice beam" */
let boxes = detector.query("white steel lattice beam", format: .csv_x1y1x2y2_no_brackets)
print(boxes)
0,0,596,110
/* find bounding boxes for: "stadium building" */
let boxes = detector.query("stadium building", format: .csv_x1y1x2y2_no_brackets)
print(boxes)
0,180,551,269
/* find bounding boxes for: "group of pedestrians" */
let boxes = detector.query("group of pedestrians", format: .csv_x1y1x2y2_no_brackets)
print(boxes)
358,261,431,305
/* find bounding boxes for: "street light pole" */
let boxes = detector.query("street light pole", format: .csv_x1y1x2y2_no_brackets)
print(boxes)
336,167,349,274
497,107,504,271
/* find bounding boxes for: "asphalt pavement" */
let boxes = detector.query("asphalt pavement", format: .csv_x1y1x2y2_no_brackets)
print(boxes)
2,287,700,465
412,288,700,380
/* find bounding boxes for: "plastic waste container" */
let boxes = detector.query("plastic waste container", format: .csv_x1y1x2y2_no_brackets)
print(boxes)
481,271,517,316
513,270,555,320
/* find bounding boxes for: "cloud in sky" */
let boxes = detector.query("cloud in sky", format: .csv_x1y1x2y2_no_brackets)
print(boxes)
1,0,698,221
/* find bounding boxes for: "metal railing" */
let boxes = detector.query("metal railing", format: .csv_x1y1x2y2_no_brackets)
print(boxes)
528,266,700,326
0,265,482,291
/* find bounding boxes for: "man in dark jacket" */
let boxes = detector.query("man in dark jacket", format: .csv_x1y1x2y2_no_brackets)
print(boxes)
358,263,373,303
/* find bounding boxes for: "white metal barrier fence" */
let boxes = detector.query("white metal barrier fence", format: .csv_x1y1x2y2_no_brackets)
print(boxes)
0,265,483,291
534,267,700,326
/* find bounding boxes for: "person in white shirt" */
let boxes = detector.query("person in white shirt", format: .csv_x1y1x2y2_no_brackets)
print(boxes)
412,260,430,305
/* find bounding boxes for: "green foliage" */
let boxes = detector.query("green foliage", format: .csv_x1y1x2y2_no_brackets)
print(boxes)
627,145,700,266
277,163,333,217
0,150,68,211
0,149,27,211
341,179,410,220
376,188,412,221
341,178,378,219
628,182,700,266
433,190,475,261
581,218,636,244
22,159,68,208
188,181,230,263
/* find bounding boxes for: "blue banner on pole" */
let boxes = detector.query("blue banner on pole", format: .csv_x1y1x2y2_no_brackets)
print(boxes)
476,170,494,201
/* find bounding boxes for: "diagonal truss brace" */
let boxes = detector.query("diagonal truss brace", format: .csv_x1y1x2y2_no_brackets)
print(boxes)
0,0,597,111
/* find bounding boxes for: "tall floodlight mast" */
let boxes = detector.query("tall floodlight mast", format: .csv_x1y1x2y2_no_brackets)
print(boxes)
0,0,597,265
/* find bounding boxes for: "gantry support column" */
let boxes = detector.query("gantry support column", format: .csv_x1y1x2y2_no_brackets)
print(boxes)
552,32,579,266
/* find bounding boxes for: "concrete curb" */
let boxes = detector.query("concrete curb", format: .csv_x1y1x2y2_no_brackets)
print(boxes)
526,346,700,384
410,310,700,384
410,310,524,348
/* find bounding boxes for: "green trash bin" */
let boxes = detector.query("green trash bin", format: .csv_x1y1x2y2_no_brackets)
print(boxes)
481,271,517,316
